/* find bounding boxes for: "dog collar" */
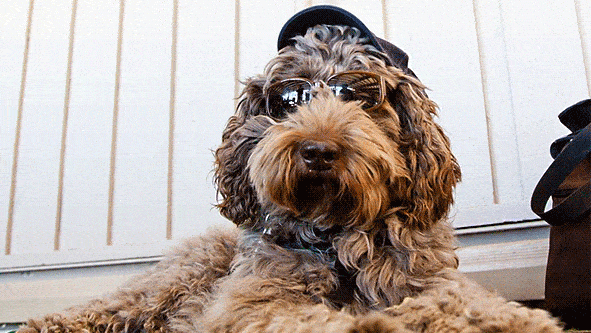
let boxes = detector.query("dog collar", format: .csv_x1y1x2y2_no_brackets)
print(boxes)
258,214,338,255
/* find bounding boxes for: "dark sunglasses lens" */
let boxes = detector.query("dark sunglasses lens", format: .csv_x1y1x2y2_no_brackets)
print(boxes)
267,80,312,117
329,73,382,109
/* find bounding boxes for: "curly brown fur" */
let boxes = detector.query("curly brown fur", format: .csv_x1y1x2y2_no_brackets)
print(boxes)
20,25,562,332
19,228,238,333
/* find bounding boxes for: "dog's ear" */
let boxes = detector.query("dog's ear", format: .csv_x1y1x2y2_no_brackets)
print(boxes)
389,77,461,230
214,77,267,227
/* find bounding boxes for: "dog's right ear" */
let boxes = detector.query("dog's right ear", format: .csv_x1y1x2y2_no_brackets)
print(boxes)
214,77,267,227
387,74,462,230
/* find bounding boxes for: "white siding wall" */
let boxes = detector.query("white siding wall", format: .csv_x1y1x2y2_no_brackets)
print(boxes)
0,0,590,321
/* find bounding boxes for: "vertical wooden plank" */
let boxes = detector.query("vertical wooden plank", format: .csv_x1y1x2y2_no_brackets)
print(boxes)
110,0,172,246
107,0,125,246
166,0,178,240
58,0,119,251
499,0,588,201
0,0,31,254
385,1,493,227
472,0,524,205
9,0,73,255
54,0,78,251
170,0,236,238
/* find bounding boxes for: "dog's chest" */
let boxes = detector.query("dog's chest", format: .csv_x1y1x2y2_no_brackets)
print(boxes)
274,238,359,307
249,228,366,308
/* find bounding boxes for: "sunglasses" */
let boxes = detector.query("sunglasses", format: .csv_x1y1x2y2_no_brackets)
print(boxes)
265,71,386,118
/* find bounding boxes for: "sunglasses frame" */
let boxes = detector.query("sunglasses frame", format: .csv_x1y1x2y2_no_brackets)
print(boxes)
264,70,387,117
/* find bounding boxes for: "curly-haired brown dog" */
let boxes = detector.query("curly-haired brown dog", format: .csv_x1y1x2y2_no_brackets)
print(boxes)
20,6,562,333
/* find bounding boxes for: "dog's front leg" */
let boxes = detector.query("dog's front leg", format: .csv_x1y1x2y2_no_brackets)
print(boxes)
202,301,411,333
385,269,562,333
200,276,411,333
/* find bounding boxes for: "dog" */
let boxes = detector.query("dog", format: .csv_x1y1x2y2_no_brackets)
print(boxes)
20,6,562,333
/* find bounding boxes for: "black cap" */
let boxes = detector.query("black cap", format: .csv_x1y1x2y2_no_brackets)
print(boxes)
277,5,412,73
550,99,591,158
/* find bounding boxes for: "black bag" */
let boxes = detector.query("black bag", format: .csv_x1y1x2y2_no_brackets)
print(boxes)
531,99,591,329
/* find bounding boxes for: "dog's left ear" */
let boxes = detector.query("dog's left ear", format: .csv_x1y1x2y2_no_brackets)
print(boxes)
389,76,462,229
214,77,267,227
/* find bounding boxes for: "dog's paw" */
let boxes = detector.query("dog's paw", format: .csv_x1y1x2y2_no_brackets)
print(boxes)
17,314,79,333
463,302,564,333
351,313,411,333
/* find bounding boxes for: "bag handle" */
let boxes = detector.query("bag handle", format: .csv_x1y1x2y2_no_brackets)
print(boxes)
531,122,591,225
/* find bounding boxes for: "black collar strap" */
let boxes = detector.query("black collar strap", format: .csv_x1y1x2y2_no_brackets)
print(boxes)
531,122,591,225
257,214,339,255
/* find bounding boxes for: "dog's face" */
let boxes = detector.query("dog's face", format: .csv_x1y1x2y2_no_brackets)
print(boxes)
215,26,461,232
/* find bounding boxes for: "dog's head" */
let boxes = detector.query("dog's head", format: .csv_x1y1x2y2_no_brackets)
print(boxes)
215,21,460,233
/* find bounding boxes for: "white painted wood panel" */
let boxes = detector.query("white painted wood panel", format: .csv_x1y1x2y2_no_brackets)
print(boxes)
384,0,493,227
238,0,296,80
110,0,173,246
0,0,30,255
473,0,523,205
500,0,588,203
452,0,541,226
58,0,120,250
9,0,73,255
171,0,236,237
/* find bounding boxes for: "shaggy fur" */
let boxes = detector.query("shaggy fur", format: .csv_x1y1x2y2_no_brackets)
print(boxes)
19,25,562,332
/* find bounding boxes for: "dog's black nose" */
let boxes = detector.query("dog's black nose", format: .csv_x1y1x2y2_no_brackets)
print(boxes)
300,142,339,171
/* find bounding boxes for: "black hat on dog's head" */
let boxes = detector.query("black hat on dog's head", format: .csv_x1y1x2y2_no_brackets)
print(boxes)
277,5,413,74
